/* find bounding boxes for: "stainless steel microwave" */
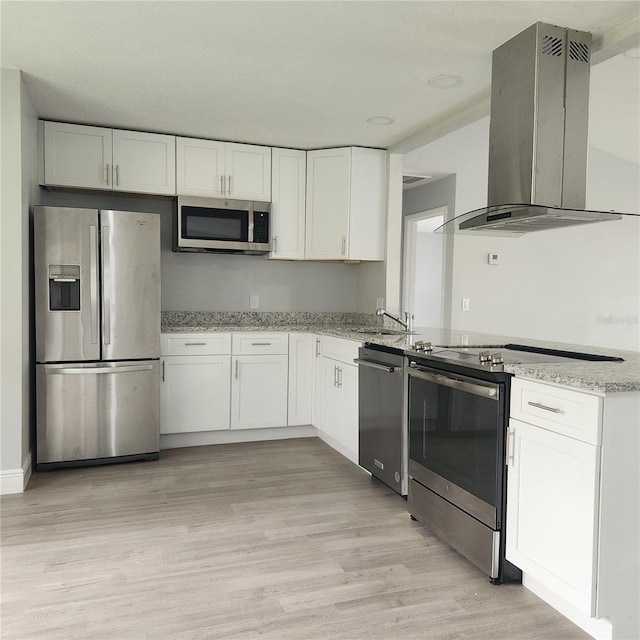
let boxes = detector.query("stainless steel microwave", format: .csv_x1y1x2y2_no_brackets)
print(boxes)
174,196,271,254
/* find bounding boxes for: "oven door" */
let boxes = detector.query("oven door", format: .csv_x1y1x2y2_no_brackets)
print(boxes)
407,363,504,529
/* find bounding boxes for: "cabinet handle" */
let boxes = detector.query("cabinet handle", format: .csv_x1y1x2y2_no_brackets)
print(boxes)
334,365,338,387
235,359,239,380
527,401,561,414
104,164,110,185
162,360,165,382
251,342,272,346
506,427,515,466
227,175,232,195
273,236,277,253
315,338,321,358
184,342,206,346
114,164,120,186
341,236,346,256
220,175,225,195
337,367,343,389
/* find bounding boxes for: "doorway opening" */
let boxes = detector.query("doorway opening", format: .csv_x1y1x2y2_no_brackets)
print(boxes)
402,207,446,328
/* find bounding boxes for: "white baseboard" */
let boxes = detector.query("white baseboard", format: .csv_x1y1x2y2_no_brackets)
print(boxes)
316,431,358,465
0,451,32,495
160,425,317,450
522,573,613,640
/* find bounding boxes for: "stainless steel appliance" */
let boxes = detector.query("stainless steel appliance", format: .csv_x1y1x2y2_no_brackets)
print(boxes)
405,342,623,584
174,196,270,254
34,206,161,470
440,22,634,235
355,346,406,496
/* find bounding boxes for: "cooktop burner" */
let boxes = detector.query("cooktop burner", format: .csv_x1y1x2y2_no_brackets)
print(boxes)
407,342,624,372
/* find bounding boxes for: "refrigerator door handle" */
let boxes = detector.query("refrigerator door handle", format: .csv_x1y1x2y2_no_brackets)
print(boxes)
89,225,99,344
45,364,154,375
102,226,111,345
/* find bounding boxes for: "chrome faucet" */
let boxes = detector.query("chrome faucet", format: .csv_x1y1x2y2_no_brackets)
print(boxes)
376,308,414,333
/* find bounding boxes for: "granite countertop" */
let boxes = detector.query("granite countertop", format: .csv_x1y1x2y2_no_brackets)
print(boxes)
161,312,640,394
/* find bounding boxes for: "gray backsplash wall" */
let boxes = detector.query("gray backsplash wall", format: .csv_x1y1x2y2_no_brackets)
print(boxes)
36,189,364,312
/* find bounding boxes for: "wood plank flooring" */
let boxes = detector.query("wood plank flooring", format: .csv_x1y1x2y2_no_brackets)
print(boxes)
1,438,589,640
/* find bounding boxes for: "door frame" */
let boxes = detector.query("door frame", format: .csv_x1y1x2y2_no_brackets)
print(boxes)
402,206,449,329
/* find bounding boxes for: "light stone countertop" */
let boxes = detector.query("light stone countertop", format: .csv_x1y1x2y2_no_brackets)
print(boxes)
161,314,639,394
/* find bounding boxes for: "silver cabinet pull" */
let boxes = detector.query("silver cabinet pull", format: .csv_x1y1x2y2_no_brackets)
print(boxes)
104,164,109,185
89,225,99,345
184,342,207,346
162,360,165,382
337,367,343,389
251,342,272,346
506,427,515,465
227,175,232,194
315,338,321,357
333,365,338,387
235,359,239,379
273,236,277,253
341,236,346,255
114,164,119,186
102,226,111,345
220,175,225,194
353,358,396,374
527,401,562,414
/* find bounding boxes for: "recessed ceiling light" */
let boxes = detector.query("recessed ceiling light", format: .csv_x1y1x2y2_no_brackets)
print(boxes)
367,116,395,125
623,46,640,59
428,74,464,89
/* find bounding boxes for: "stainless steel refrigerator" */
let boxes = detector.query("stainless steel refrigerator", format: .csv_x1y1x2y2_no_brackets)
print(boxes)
34,206,161,470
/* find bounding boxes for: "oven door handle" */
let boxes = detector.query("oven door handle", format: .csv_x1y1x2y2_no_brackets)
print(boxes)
407,366,498,400
353,358,398,374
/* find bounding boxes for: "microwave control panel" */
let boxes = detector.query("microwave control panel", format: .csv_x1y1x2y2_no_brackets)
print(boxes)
253,211,269,244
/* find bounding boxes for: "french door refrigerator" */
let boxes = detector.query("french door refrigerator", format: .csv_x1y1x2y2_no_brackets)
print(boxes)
34,206,161,470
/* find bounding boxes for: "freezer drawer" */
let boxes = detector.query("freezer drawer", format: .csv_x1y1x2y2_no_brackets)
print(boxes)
36,361,160,466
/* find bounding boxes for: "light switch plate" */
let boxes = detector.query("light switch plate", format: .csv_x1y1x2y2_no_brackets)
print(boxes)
250,294,259,309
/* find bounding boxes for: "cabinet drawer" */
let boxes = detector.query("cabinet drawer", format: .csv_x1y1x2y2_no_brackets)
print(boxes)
321,335,362,365
232,332,288,355
510,378,602,445
161,333,231,356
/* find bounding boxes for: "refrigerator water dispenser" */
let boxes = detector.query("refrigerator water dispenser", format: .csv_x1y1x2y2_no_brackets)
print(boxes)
48,265,80,311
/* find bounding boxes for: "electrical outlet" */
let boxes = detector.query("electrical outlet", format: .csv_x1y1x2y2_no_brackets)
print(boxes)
461,298,470,312
250,294,259,310
461,335,469,345
376,297,384,310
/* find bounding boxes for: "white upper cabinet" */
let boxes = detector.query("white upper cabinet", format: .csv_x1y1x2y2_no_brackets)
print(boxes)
42,121,176,195
305,147,387,261
176,137,271,202
270,148,306,260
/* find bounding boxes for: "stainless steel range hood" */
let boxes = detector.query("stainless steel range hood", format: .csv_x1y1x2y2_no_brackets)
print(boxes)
438,22,630,236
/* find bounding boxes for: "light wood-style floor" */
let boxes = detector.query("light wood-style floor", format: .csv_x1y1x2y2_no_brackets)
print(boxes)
1,438,589,640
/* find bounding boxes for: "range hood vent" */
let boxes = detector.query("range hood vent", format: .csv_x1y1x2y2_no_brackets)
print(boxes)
437,22,636,236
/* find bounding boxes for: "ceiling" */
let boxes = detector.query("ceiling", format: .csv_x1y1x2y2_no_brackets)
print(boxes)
1,1,639,167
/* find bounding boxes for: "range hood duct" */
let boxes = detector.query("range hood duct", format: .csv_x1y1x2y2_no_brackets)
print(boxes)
441,22,629,235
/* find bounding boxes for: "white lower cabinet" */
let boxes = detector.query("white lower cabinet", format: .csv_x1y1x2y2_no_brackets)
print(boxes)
160,356,231,434
231,355,289,429
506,417,600,614
314,336,360,463
288,333,314,425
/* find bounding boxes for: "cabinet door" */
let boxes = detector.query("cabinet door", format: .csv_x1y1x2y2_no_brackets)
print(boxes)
176,137,225,197
225,143,271,202
270,148,306,260
305,148,350,260
311,336,324,428
288,333,314,426
231,355,288,429
506,418,600,615
319,356,342,442
112,129,176,195
160,356,231,434
43,121,112,189
340,363,359,462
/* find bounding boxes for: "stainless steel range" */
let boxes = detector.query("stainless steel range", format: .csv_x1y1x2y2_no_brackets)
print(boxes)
405,342,622,584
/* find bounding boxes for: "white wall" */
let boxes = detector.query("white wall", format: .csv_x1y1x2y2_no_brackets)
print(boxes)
403,117,640,351
413,219,444,327
0,69,38,493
